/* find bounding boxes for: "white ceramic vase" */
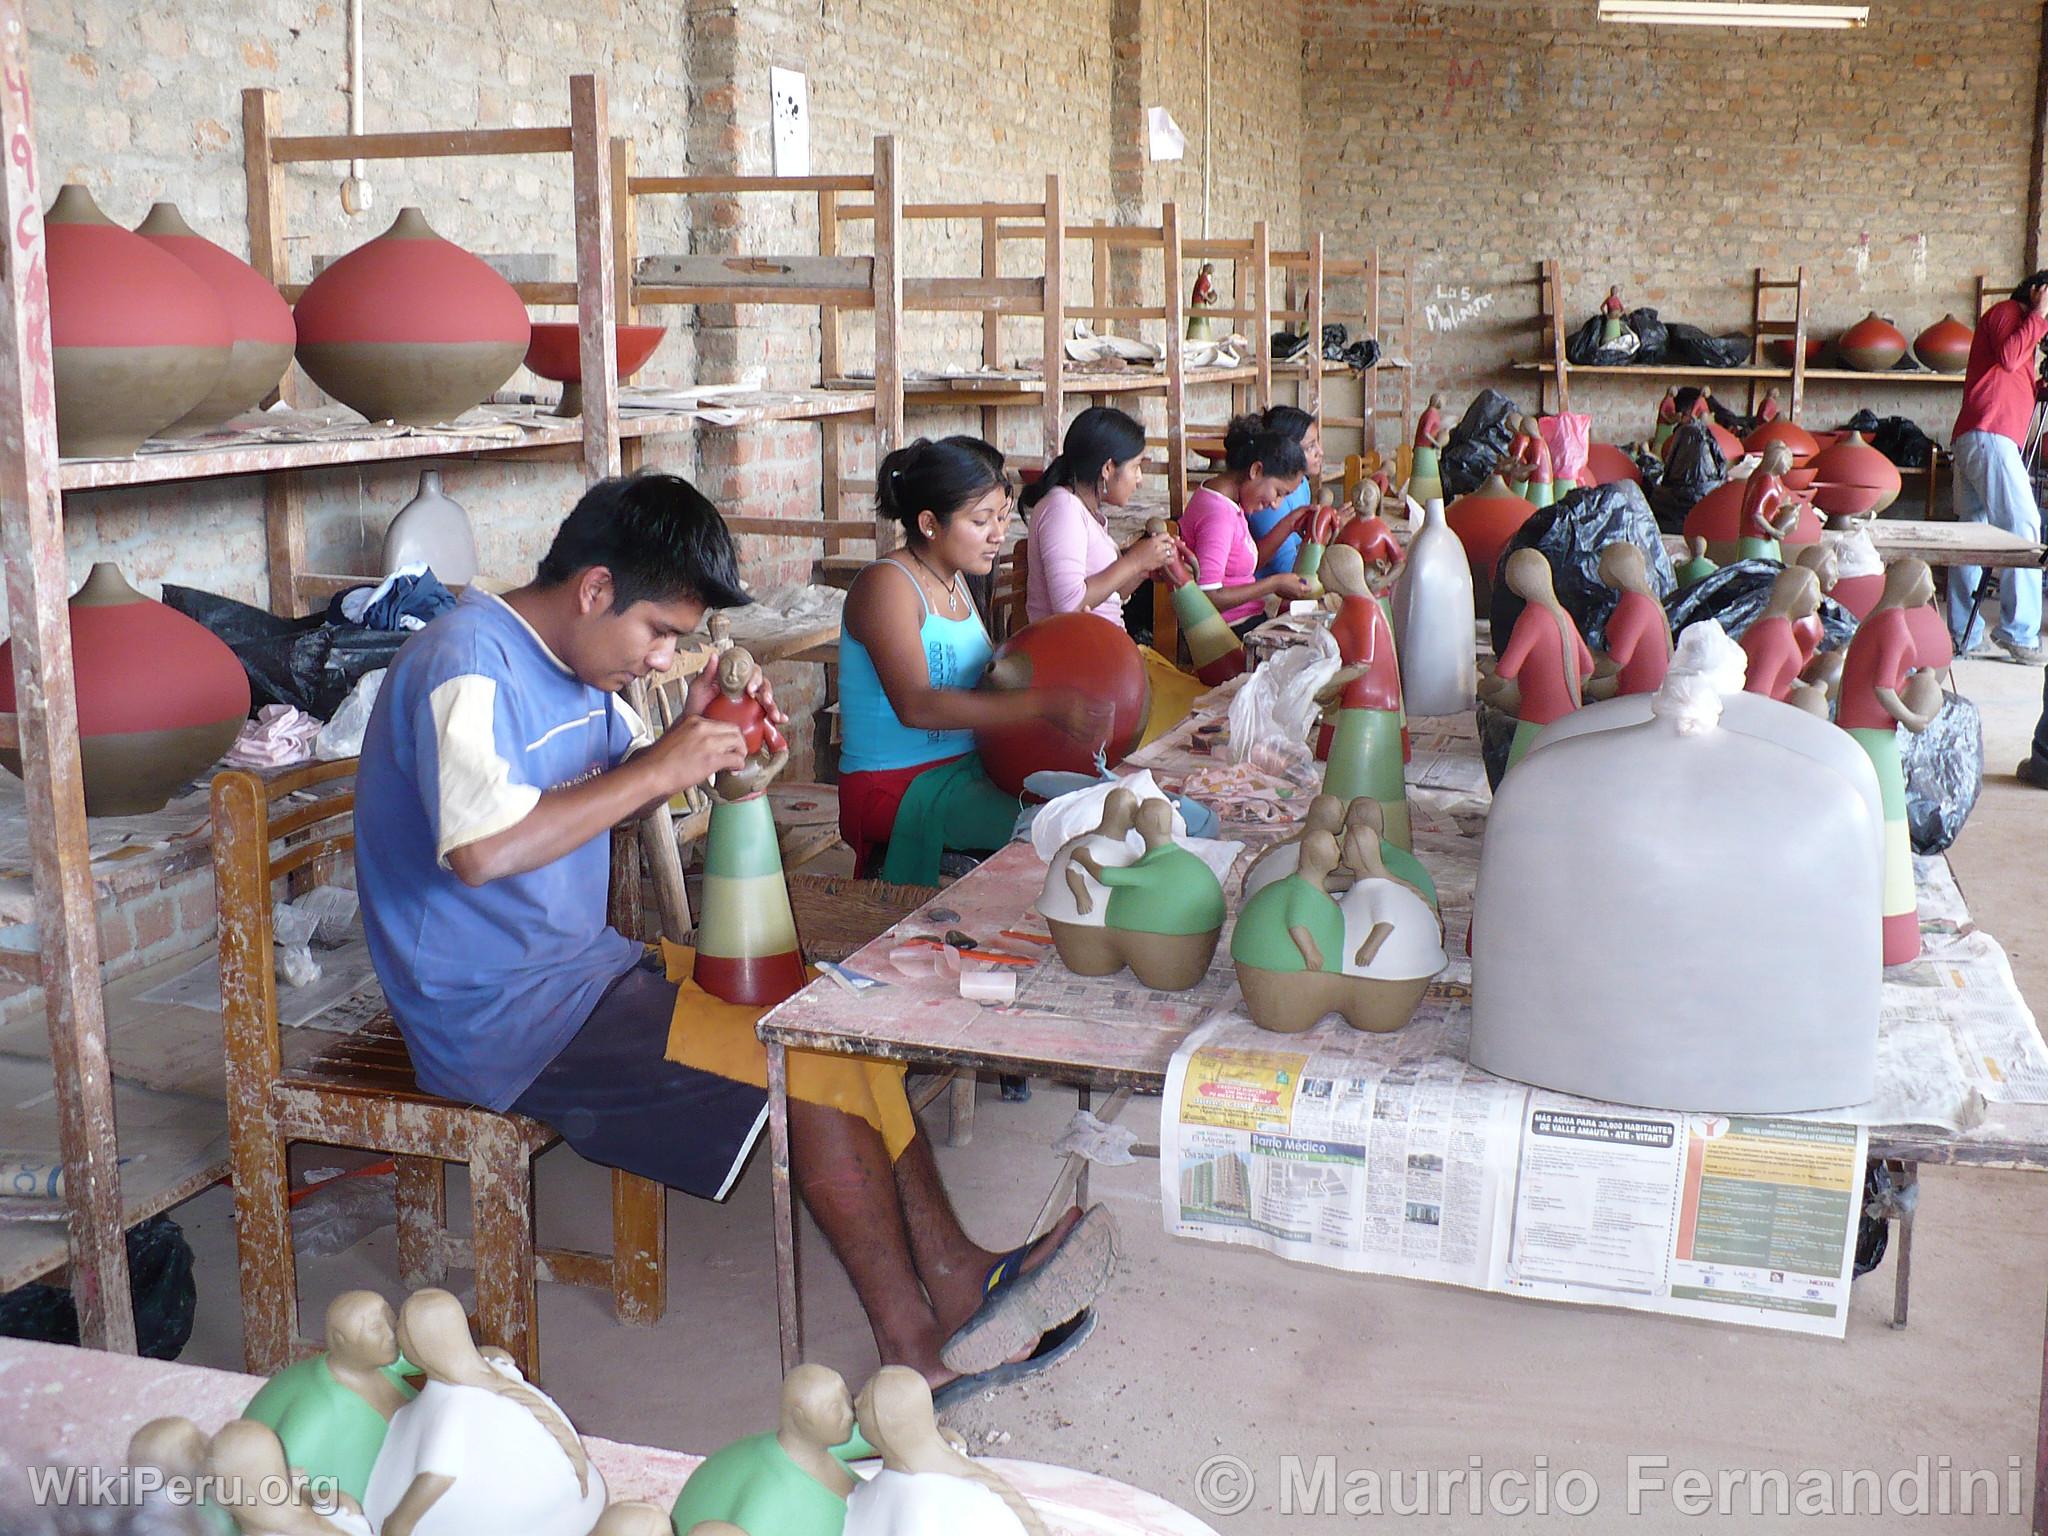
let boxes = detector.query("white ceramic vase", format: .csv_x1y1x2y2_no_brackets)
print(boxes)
381,470,479,585
1390,498,1475,716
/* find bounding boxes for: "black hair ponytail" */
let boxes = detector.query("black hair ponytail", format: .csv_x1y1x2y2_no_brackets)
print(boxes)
1221,412,1307,478
1022,406,1147,511
876,435,1008,544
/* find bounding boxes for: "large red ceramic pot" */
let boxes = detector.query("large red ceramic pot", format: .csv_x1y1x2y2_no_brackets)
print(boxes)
1808,433,1901,518
1661,418,1744,467
46,185,232,457
974,612,1151,797
1743,420,1820,462
1913,315,1973,374
294,207,530,425
523,321,668,416
0,564,249,815
1764,336,1824,368
1445,475,1537,607
135,203,295,437
1583,442,1642,486
1837,313,1908,373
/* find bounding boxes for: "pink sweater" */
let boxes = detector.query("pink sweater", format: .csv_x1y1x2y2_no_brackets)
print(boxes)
1180,485,1262,624
1027,486,1124,625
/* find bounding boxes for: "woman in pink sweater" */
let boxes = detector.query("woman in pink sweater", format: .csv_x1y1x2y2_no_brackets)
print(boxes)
1180,414,1312,637
1024,407,1177,626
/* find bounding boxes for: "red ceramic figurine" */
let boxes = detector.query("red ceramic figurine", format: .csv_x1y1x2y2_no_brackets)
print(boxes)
1481,550,1595,773
1588,544,1671,699
1742,567,1829,715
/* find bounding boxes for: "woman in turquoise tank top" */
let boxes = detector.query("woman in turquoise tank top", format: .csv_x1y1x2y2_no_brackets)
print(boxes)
840,436,1107,882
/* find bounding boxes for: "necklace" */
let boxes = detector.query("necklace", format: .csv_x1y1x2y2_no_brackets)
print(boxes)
906,547,964,616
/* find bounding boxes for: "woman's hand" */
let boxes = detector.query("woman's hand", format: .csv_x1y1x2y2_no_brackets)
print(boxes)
1036,687,1115,744
1125,529,1180,578
1265,572,1313,603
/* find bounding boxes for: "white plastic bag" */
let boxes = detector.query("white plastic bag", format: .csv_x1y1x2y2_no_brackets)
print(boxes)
315,668,386,761
1026,769,1243,887
1226,626,1339,774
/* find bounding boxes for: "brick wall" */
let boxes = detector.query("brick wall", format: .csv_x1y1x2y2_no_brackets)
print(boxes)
1301,0,2042,448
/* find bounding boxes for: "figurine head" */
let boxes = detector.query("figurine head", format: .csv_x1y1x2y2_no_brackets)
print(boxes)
1683,533,1709,564
780,1362,857,1450
394,1288,478,1383
1303,793,1346,836
1297,830,1343,889
1760,441,1794,478
1428,391,1446,411
1596,542,1648,596
1199,261,1215,276
854,1365,947,1474
1881,556,1934,610
1134,796,1176,849
1098,786,1141,839
1340,824,1389,882
1341,795,1386,840
324,1290,401,1371
1607,284,1620,298
1319,543,1370,602
1504,548,1557,607
1766,564,1822,621
1764,385,1781,403
205,1419,302,1529
1794,541,1839,591
717,645,757,701
1351,476,1382,520
129,1417,210,1481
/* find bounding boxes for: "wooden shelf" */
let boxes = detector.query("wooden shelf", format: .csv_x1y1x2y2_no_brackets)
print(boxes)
1513,359,1966,387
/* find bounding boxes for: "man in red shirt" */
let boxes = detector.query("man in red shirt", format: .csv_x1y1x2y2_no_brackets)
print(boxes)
1948,272,2048,665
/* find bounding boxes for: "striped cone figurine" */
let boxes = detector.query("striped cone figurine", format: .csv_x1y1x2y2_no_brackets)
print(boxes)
695,647,805,1006
1291,500,1341,595
1150,516,1245,686
1313,545,1410,849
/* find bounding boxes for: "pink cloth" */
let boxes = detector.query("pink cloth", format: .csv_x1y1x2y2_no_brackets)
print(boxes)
1537,413,1591,484
1180,485,1262,624
1027,486,1124,625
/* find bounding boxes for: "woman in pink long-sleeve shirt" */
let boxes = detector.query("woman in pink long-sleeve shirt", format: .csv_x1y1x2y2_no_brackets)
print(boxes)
1179,414,1313,635
1024,407,1177,625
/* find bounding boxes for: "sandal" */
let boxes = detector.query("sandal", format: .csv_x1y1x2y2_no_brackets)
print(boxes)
932,1308,1097,1416
939,1205,1117,1375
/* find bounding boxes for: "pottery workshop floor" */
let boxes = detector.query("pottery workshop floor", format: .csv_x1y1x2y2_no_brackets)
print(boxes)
157,656,2048,1533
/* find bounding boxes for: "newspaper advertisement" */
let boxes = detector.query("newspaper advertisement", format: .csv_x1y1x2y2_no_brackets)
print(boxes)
1163,1014,1868,1337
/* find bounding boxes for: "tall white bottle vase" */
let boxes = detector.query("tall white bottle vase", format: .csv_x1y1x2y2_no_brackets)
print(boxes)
381,470,480,585
1391,498,1476,717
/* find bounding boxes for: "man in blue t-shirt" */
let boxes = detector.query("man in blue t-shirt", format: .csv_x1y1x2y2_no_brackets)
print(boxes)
354,473,1112,1399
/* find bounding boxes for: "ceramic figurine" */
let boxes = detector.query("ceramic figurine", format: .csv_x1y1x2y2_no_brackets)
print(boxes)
1587,543,1671,699
1689,385,1714,422
696,649,804,1007
135,202,296,438
1291,500,1342,594
1186,262,1219,342
1391,491,1477,717
130,1417,238,1536
1408,392,1450,507
210,1419,373,1536
1504,416,1550,505
1038,787,1142,976
1742,566,1830,715
669,1363,856,1536
595,1504,676,1536
242,1291,417,1508
1471,624,1885,1113
1737,441,1802,562
1600,285,1626,345
708,611,735,656
364,1288,606,1536
1445,475,1537,607
1336,795,1436,908
845,1367,1046,1536
382,470,481,585
46,184,233,457
1148,517,1246,685
1068,797,1225,990
1481,550,1594,773
1756,385,1782,424
1836,558,1945,966
1332,823,1445,1029
1313,545,1410,848
1651,387,1680,452
1674,534,1717,589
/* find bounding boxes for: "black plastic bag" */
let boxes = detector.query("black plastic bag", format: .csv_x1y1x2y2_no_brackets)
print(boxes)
1665,559,1859,649
1271,330,1312,362
0,1214,196,1360
1476,698,1519,791
163,584,407,721
1487,481,1675,656
1667,324,1753,368
1565,315,1639,368
1872,416,1937,471
1649,421,1728,532
1626,306,1669,365
1901,691,1982,853
1440,389,1523,500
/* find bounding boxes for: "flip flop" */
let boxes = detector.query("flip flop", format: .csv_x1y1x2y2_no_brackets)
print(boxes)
939,1205,1117,1375
932,1308,1097,1417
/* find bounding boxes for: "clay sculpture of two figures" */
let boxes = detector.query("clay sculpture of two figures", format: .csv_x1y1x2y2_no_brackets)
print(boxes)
1408,391,1451,507
672,1361,1046,1536
1229,817,1445,1035
1241,792,1437,911
1479,550,1595,774
1837,557,1946,966
1586,543,1672,701
1038,791,1225,990
1311,543,1411,849
695,646,803,1007
1146,515,1246,685
1502,415,1555,509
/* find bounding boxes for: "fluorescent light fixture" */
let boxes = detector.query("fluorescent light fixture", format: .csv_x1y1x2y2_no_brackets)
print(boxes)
1597,1,1869,26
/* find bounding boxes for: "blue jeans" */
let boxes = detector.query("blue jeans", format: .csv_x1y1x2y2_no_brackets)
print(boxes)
1946,429,2043,649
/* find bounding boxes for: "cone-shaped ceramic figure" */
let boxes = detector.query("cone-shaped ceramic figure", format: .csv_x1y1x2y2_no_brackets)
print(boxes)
1390,494,1476,716
1586,543,1671,700
135,202,296,437
1674,534,1717,589
381,470,480,584
975,612,1148,796
669,1363,856,1536
1445,475,1537,608
1408,392,1450,506
1314,545,1409,849
0,563,250,815
294,206,530,425
47,185,233,456
1741,566,1830,715
1737,440,1803,562
1038,787,1142,976
1913,314,1973,374
1480,550,1594,775
1066,798,1224,990
1508,416,1555,510
697,649,804,1005
241,1291,416,1508
1837,559,1945,966
1291,501,1340,594
1838,312,1908,373
1651,387,1680,452
1148,517,1245,685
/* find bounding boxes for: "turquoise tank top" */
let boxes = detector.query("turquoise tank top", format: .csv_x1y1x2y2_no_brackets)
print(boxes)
838,559,994,773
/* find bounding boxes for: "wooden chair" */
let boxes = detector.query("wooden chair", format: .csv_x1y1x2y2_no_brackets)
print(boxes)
212,760,667,1381
997,538,1031,640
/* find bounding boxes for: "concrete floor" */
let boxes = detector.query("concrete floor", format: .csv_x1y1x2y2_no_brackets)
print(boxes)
159,655,2048,1532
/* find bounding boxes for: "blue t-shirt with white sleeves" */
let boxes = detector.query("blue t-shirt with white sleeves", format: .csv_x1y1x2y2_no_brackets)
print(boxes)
1250,479,1311,578
354,588,647,1111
